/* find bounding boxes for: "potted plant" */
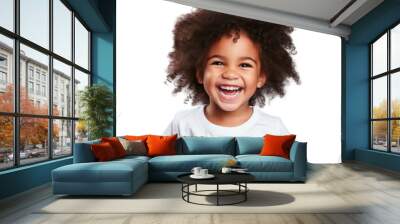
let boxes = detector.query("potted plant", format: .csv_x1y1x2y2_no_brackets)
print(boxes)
79,84,114,140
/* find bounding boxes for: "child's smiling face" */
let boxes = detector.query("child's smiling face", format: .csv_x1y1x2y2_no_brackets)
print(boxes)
197,30,266,112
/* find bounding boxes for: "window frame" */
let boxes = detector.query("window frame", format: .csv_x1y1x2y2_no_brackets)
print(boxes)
370,20,400,154
0,0,92,171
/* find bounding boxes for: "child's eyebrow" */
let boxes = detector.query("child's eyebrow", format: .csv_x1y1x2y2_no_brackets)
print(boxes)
207,55,258,65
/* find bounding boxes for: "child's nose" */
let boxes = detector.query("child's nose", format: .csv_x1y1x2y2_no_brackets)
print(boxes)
221,69,239,80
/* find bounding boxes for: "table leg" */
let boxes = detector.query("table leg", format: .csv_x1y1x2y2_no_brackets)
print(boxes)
217,184,219,206
245,183,247,201
195,184,197,192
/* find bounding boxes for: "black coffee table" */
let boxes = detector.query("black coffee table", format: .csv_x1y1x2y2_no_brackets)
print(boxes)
177,172,255,206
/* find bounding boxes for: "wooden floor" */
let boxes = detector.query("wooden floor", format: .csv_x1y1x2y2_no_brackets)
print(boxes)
1,162,400,224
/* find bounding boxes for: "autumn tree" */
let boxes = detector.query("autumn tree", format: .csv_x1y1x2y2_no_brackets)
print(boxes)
0,84,60,153
372,99,400,144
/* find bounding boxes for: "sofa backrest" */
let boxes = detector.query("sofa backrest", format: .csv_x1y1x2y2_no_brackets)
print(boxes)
235,137,264,155
73,139,100,163
177,136,236,155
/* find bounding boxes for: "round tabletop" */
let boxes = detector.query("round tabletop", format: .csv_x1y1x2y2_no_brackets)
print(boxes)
177,172,255,185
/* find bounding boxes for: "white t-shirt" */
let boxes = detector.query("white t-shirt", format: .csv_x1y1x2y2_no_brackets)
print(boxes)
163,105,289,137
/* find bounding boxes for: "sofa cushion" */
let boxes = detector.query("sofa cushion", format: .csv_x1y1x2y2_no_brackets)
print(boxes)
118,138,148,156
53,158,147,183
236,155,293,172
235,137,263,155
260,134,296,159
179,137,236,155
91,142,118,161
73,139,100,163
148,154,235,172
146,135,177,157
101,137,127,158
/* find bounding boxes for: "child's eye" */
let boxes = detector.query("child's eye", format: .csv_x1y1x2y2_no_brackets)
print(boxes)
211,61,224,66
240,63,253,68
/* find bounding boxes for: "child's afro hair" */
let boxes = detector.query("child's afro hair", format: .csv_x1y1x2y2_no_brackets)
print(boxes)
166,9,300,107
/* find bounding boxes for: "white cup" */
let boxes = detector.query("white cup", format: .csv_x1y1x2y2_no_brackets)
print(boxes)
221,167,232,174
191,167,202,176
200,169,208,176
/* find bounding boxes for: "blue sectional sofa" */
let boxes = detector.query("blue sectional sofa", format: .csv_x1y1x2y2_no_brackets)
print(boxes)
52,137,307,196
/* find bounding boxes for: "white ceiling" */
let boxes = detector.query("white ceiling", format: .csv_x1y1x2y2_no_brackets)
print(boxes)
165,0,384,38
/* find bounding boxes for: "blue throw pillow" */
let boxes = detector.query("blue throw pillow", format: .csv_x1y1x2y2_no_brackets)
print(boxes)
235,137,264,155
179,136,236,155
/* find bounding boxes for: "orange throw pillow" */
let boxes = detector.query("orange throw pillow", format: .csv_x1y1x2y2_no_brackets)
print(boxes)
260,134,296,159
91,142,117,161
124,135,149,141
101,137,127,158
146,135,177,157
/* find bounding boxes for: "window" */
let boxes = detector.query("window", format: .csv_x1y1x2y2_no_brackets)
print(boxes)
75,18,89,69
42,85,46,97
0,71,6,85
35,70,40,81
0,0,13,32
28,81,34,93
35,83,40,95
29,67,34,80
0,54,7,67
0,0,91,170
371,23,400,154
0,54,8,86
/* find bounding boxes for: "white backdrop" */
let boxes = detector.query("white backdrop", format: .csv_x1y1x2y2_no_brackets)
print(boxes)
116,0,341,163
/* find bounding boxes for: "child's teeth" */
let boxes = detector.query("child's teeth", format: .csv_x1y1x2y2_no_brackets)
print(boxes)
221,86,240,91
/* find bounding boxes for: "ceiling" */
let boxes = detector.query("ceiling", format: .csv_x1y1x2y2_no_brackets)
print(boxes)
165,0,384,38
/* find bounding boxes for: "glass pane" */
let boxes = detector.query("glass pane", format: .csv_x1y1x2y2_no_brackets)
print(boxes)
391,120,400,153
391,72,400,118
53,119,72,157
20,117,49,165
372,33,387,76
53,0,72,60
372,121,388,151
0,34,14,112
53,59,72,117
20,44,49,115
372,77,387,119
75,120,88,143
74,17,89,70
392,24,400,70
20,0,49,49
74,69,89,118
0,0,14,31
0,116,13,170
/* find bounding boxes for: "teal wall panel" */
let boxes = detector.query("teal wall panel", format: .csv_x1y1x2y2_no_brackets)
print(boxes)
0,158,72,199
343,0,400,172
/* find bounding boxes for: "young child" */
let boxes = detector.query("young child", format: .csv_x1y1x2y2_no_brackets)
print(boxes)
164,9,299,137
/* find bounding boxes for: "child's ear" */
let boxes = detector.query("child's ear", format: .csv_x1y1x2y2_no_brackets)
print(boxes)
196,71,203,84
257,72,267,88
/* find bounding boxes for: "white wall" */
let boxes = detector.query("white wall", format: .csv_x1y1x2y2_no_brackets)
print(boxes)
116,0,341,163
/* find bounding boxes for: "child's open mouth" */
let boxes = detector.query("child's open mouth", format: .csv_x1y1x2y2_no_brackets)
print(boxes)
217,85,243,101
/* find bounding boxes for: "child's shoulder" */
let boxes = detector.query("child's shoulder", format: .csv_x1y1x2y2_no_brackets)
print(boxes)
171,105,204,122
253,107,284,123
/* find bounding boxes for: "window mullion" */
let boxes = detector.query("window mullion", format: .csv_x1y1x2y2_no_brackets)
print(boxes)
388,30,391,153
13,0,20,167
71,10,76,155
48,0,53,160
